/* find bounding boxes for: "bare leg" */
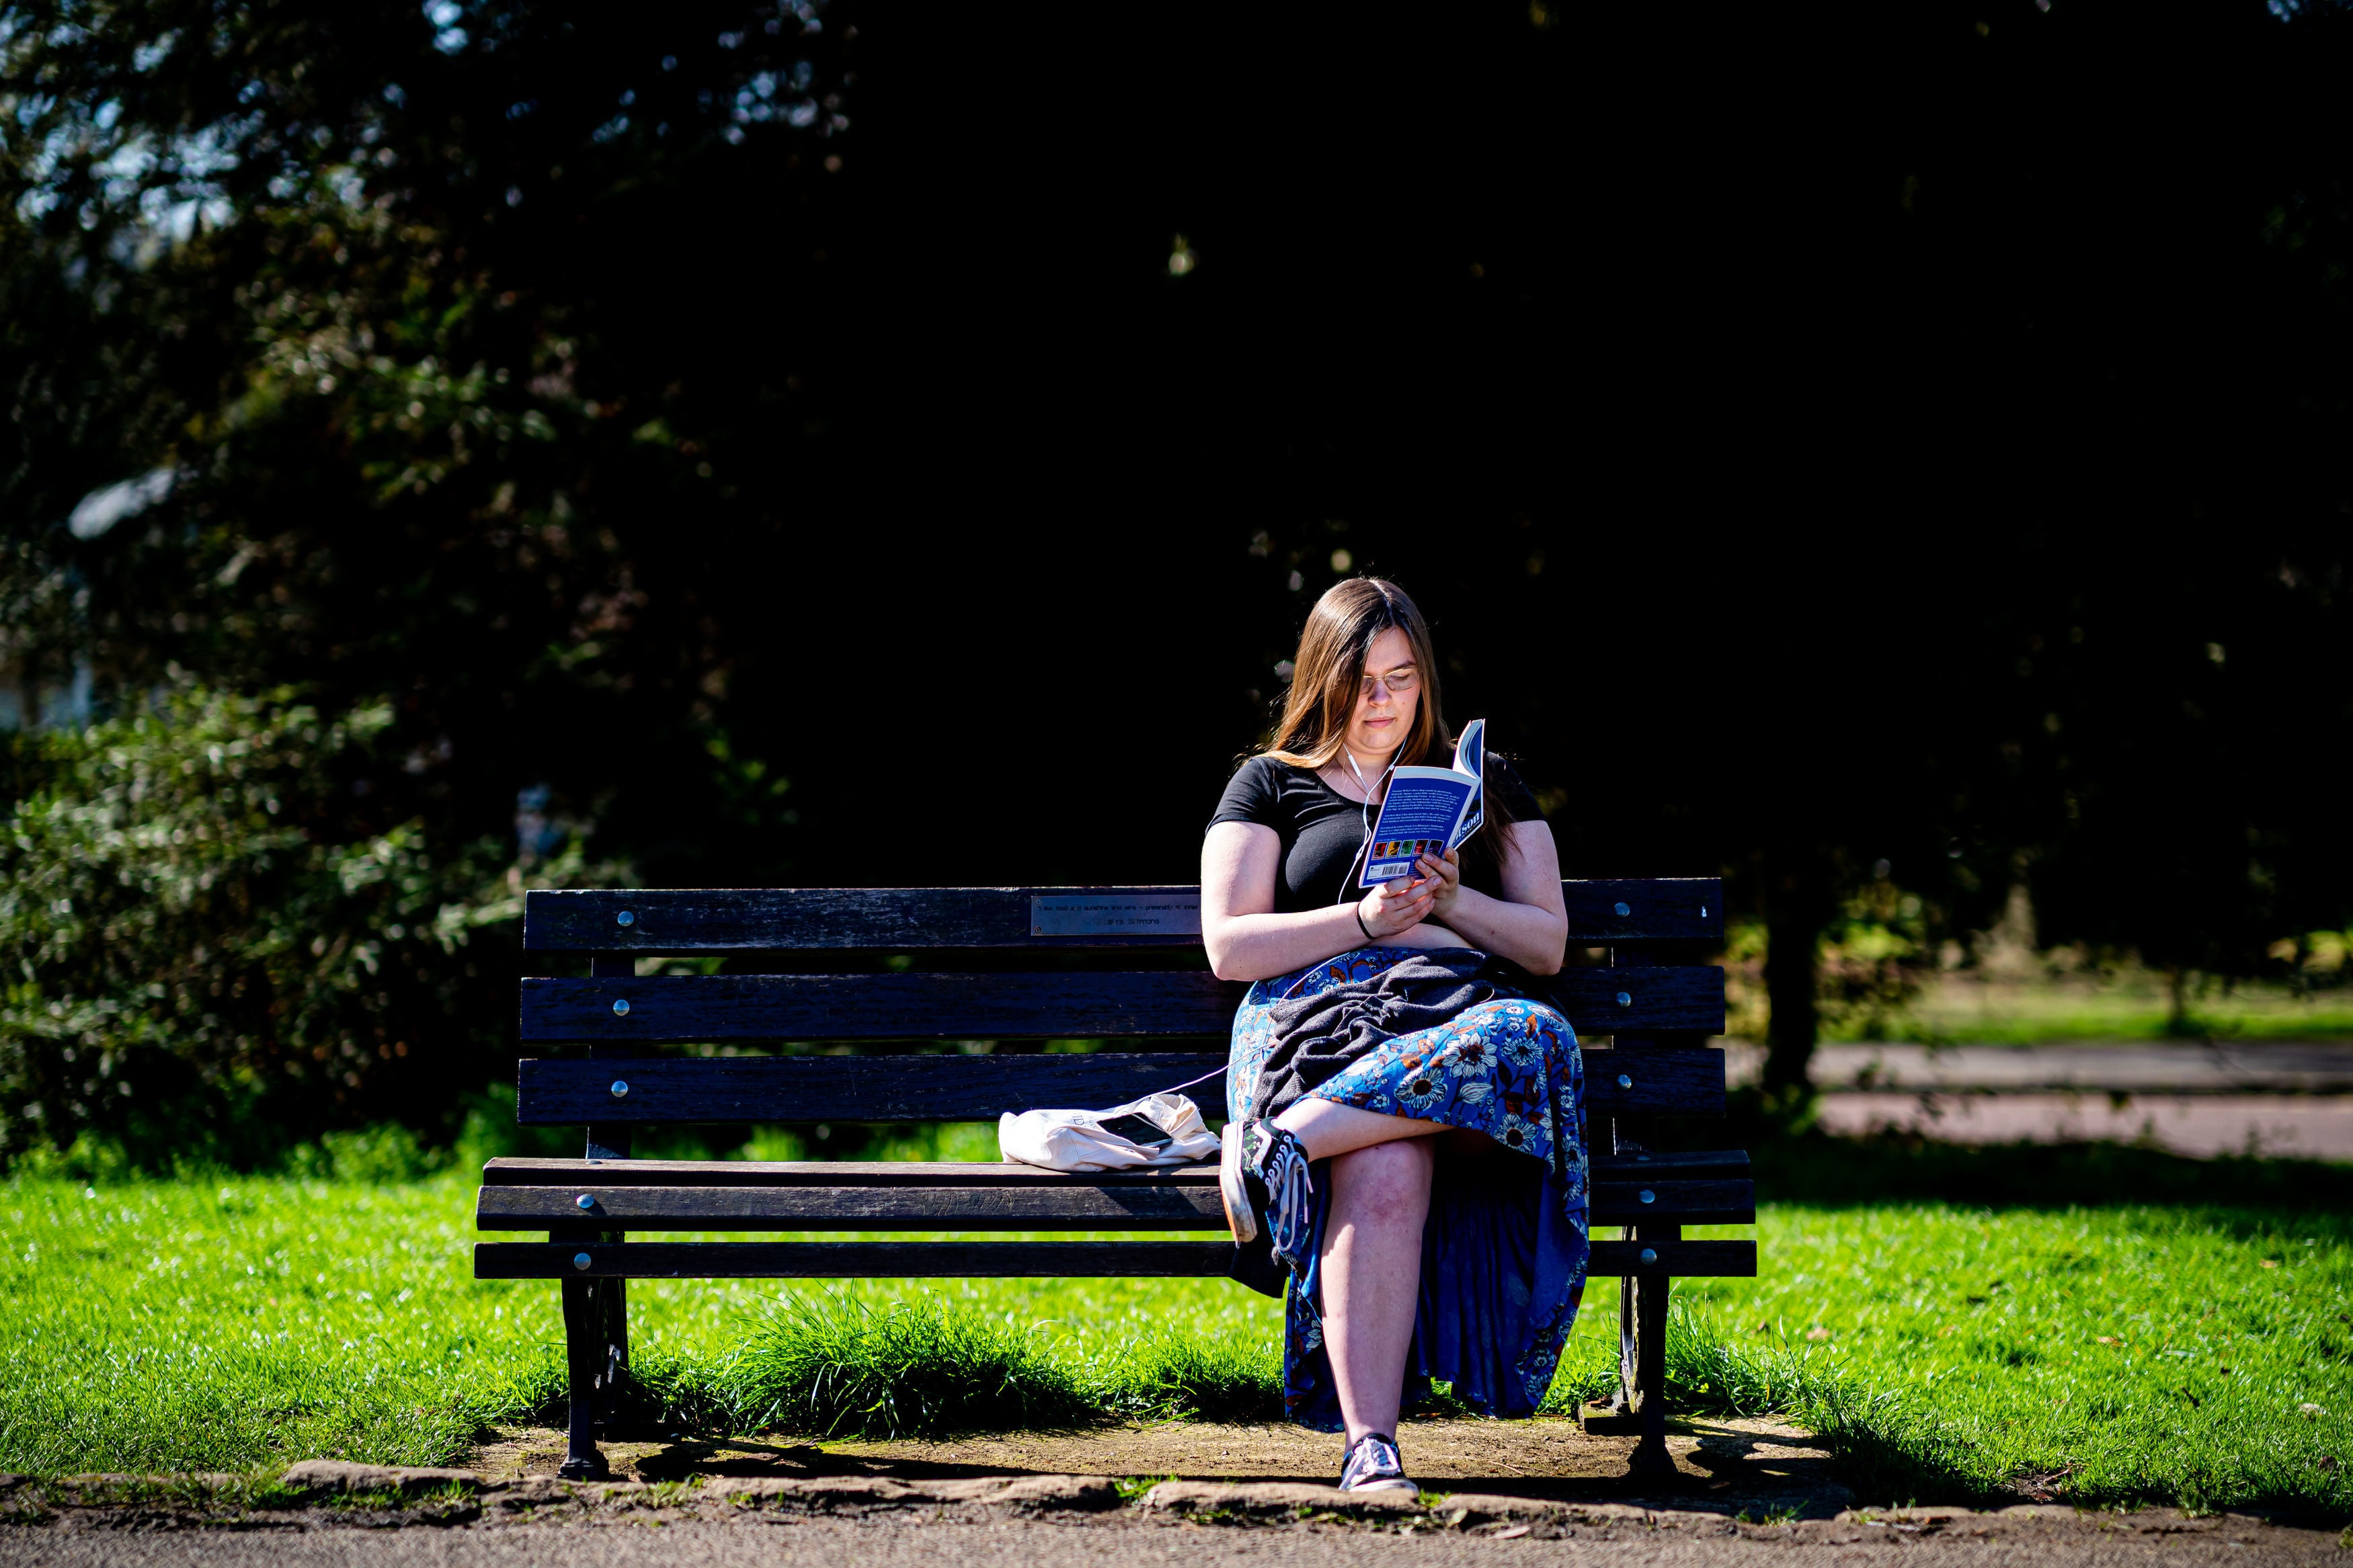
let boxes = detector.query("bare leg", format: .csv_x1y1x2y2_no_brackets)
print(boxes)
1268,1098,1452,1444
1275,1098,1449,1162
1320,1137,1436,1446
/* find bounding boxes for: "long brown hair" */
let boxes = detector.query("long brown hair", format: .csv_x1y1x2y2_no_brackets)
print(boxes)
1259,577,1521,875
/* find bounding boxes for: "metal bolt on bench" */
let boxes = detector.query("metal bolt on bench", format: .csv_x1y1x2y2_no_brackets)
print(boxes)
474,878,1751,1481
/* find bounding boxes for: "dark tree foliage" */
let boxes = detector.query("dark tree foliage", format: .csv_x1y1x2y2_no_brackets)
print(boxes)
3,0,2350,1159
1,0,851,1155
1725,0,2353,1071
3,0,850,870
1372,0,2353,1085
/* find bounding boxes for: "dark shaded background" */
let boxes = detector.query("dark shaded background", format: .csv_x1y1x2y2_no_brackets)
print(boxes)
4,0,2349,1149
758,0,2353,1044
766,1,1574,881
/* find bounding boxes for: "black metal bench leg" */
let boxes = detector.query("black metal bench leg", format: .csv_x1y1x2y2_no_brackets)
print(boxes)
1628,1264,1675,1478
1612,1269,1637,1416
599,1275,629,1436
579,967,635,1457
558,1277,612,1481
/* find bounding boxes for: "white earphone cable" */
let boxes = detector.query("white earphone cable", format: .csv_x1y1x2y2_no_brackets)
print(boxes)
1336,744,1398,905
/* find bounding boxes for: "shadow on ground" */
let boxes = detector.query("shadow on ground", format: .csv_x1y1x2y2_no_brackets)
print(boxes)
472,1415,1853,1520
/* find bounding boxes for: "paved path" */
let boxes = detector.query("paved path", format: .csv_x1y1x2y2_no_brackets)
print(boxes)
1810,1091,2353,1161
1724,1042,2353,1094
5,1510,2339,1568
1715,1042,2353,1161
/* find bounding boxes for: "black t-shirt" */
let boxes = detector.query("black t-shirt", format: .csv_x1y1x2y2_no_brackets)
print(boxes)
1207,754,1544,913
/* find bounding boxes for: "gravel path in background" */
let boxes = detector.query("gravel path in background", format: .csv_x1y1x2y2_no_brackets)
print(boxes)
1810,1091,2353,1160
1724,1042,2353,1094
1716,1042,2353,1160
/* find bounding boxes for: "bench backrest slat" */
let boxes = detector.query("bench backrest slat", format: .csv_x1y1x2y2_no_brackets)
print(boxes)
523,879,1722,952
518,966,1724,1042
514,880,1728,1132
515,1046,1727,1125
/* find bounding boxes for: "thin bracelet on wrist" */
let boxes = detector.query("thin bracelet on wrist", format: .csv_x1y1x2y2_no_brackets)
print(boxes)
1355,902,1375,943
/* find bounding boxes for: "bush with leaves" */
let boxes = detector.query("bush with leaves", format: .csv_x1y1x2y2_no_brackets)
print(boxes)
0,685,621,1169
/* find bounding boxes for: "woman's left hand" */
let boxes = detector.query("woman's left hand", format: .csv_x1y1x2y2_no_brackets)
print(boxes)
1416,846,1462,922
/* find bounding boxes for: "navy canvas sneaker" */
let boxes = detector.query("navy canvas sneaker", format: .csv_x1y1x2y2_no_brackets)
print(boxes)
1218,1118,1316,1275
1337,1432,1416,1495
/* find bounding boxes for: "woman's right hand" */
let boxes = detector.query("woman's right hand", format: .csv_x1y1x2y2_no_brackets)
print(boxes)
1357,874,1437,938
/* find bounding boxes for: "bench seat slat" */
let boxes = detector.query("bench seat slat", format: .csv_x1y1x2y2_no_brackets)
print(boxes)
482,1155,1224,1186
476,1240,1238,1278
1591,1239,1755,1276
523,880,1724,953
471,1237,1757,1280
478,1183,1226,1231
516,1046,1729,1124
518,968,1726,1042
479,1149,1753,1187
475,1177,1751,1231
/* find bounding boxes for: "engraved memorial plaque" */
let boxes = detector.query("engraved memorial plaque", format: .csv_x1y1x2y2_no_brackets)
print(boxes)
1029,892,1203,938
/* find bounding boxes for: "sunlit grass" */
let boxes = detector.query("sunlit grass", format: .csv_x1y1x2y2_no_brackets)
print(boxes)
1,1172,2347,1516
1850,970,2353,1044
0,1171,1280,1473
1663,1207,2353,1512
0,1175,555,1476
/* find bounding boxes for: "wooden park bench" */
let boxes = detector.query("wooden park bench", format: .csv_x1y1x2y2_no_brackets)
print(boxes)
473,881,1753,1480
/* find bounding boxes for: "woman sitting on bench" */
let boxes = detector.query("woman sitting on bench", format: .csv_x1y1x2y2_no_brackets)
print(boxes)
1202,576,1583,1497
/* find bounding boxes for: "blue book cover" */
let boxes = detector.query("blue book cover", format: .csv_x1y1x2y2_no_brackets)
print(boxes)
1358,719,1488,886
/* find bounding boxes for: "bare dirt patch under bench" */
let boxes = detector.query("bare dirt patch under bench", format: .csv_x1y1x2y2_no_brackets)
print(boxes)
469,1413,1850,1519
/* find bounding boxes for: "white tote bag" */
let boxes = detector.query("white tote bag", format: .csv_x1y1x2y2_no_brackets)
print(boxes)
996,1091,1222,1172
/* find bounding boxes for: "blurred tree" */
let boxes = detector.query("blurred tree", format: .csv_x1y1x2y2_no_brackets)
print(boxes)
3,0,2351,1159
1,0,846,874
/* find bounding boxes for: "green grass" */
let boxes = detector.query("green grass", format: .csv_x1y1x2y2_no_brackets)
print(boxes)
723,1288,1279,1438
0,1176,557,1475
1844,971,2353,1044
1658,1208,2353,1514
1,1168,2348,1518
0,1171,1284,1472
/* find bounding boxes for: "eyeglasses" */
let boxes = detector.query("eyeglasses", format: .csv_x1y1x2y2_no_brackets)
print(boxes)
1359,666,1420,698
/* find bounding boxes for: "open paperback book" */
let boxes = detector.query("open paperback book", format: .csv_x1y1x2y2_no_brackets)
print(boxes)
1357,718,1488,886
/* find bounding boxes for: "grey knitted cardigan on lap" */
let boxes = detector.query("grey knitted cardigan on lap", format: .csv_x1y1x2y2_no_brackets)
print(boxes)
1246,948,1542,1122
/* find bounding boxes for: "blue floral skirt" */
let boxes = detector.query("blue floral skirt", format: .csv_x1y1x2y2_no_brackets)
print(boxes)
1226,946,1589,1431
